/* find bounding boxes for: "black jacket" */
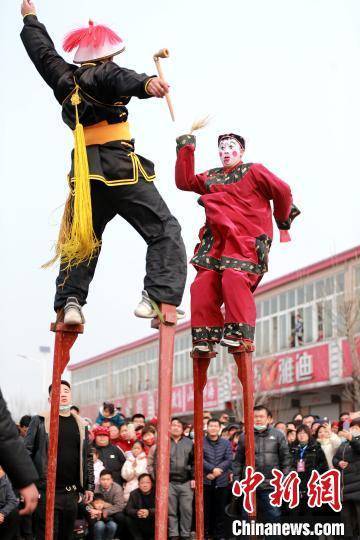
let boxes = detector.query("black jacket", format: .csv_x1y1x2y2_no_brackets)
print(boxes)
20,16,156,183
333,436,360,502
125,487,155,519
233,427,291,490
203,436,233,487
94,444,125,486
24,412,94,492
290,441,328,492
0,388,38,489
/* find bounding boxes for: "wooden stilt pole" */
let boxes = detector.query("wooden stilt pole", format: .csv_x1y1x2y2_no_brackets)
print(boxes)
45,323,83,540
152,304,177,540
232,346,256,522
192,351,216,540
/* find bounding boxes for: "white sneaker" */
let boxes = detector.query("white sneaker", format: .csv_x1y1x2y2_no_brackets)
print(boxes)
64,297,85,325
134,290,185,319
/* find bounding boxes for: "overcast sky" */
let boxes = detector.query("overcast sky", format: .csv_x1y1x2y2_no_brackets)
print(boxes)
1,0,360,414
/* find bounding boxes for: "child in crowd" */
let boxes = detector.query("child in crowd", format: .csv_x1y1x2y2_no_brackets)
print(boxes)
122,441,148,502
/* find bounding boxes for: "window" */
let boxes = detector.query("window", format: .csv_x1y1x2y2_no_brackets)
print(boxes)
305,283,314,302
304,306,313,343
315,280,325,299
355,266,360,288
256,302,262,318
270,296,278,314
288,290,296,309
317,302,324,341
255,322,262,356
324,299,333,338
297,286,305,305
263,300,270,317
325,277,334,296
271,317,278,353
263,320,270,354
290,311,296,348
336,273,345,293
279,314,288,350
279,293,287,311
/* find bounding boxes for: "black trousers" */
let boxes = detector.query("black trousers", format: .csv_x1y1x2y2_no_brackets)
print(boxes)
204,484,228,539
34,490,78,540
342,500,360,538
54,178,187,310
125,515,155,540
0,509,19,540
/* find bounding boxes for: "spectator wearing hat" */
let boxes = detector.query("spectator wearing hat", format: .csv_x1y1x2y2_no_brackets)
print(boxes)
93,426,126,486
333,417,360,537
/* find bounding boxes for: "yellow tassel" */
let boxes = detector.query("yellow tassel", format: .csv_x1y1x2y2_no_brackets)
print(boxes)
43,85,100,269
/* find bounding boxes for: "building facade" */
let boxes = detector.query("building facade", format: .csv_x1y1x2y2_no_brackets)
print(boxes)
69,246,360,422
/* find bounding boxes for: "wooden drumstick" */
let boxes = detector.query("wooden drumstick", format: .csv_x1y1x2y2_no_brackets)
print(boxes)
153,48,175,122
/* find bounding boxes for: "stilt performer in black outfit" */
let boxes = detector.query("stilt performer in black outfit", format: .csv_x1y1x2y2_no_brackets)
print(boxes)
20,0,187,325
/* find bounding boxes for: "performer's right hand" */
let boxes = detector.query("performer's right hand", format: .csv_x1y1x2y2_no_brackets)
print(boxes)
21,0,36,17
147,77,170,98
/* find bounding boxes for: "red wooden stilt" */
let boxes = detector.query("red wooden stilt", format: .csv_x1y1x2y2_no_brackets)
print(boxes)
151,304,177,540
45,323,83,540
232,346,256,521
192,351,216,540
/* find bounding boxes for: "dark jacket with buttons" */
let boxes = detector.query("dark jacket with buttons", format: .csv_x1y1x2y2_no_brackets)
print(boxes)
233,427,291,490
203,436,232,487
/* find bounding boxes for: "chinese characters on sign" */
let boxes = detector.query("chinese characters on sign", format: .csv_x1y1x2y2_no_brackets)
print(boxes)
232,467,341,513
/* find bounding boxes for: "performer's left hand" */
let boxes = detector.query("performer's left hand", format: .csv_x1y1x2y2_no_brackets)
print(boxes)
83,490,94,504
21,0,36,17
147,77,170,98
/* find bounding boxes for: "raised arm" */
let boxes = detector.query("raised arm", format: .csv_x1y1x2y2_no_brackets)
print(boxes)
103,63,168,100
175,135,208,194
20,1,72,92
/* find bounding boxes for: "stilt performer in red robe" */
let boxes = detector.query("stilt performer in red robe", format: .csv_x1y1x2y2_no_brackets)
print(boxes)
175,131,300,353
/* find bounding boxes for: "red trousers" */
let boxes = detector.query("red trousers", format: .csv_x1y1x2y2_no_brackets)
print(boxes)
190,268,259,343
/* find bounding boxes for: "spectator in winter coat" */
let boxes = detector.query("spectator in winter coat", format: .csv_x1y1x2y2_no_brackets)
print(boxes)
125,474,155,540
289,424,328,518
315,423,341,469
233,406,291,531
0,466,19,540
131,414,146,428
93,427,125,486
333,418,360,537
95,402,124,429
287,428,297,447
121,441,148,502
203,418,232,540
18,416,32,439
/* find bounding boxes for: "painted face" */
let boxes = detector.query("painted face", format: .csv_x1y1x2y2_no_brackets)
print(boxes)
218,137,243,168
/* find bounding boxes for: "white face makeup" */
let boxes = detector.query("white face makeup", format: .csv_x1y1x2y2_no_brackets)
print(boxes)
218,137,244,168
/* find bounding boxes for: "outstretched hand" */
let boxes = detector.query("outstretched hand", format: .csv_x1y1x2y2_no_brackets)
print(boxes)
21,0,36,17
147,77,170,98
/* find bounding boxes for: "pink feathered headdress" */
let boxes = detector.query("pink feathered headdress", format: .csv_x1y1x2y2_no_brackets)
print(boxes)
63,20,125,64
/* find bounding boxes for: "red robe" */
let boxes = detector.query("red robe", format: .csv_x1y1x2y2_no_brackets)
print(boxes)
175,134,299,344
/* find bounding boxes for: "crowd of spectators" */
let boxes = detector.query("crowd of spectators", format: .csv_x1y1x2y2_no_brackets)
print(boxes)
3,387,360,540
